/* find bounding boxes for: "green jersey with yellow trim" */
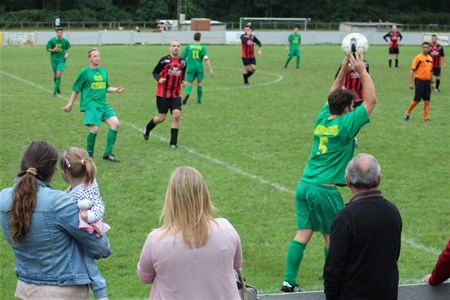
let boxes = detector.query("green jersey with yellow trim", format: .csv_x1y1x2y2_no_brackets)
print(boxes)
301,104,369,185
288,33,301,49
46,37,70,61
72,66,110,111
181,43,208,71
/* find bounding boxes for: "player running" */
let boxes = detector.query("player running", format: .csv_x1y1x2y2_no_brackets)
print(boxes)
383,25,403,68
284,27,302,69
181,32,213,105
63,48,125,162
430,34,446,92
143,41,187,148
404,42,434,122
280,54,377,293
241,23,262,86
46,27,70,96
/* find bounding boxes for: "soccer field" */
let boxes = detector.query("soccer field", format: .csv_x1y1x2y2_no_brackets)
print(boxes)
0,44,449,298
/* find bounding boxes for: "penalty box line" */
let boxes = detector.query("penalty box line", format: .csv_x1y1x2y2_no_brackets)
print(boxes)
0,69,441,257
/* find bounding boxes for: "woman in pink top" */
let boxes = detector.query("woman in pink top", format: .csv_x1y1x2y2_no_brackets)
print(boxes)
137,166,243,300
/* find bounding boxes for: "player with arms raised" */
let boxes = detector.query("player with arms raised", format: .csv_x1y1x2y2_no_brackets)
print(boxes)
383,25,403,68
46,27,70,96
280,54,377,293
181,32,213,105
430,34,446,92
241,23,262,86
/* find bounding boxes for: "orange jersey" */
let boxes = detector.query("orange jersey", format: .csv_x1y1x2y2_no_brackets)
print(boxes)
411,53,433,80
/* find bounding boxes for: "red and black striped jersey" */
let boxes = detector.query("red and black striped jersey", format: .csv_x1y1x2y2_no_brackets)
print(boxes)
241,34,262,58
430,43,445,68
383,31,403,48
152,55,186,98
335,60,370,102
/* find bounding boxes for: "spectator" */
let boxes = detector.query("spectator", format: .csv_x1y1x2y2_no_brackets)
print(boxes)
424,239,450,285
324,153,402,300
0,140,111,299
137,166,242,300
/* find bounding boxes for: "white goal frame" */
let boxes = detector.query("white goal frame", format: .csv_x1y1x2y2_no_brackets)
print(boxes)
239,17,311,31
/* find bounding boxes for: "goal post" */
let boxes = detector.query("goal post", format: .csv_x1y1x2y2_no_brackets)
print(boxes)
239,17,311,31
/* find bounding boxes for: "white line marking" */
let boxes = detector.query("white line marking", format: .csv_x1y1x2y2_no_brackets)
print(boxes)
1,69,442,257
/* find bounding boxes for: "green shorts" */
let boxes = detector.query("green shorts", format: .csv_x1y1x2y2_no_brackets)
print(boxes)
295,180,344,234
185,68,204,82
83,105,116,126
51,59,66,73
289,48,300,57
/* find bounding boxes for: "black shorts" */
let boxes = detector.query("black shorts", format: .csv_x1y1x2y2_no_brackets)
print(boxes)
242,57,256,66
433,67,441,77
414,79,431,101
389,47,399,54
156,96,182,114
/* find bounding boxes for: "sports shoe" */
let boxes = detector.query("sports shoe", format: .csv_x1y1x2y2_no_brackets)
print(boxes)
103,154,120,162
243,83,250,88
182,96,189,105
170,144,178,149
52,91,58,97
403,113,410,121
280,281,301,293
57,88,61,94
424,119,431,122
143,128,149,140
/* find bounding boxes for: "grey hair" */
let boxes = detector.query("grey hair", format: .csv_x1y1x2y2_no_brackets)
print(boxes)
345,153,381,189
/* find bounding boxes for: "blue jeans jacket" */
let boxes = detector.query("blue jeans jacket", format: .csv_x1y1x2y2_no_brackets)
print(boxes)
0,180,111,291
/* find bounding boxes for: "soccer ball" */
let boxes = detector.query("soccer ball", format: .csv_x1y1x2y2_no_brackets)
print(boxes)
341,33,369,55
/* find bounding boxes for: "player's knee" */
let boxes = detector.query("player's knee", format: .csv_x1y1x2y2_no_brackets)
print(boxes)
113,120,120,130
89,126,99,134
157,115,166,123
172,110,181,120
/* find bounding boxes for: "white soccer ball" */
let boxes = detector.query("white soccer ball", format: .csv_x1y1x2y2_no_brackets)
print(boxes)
341,33,369,55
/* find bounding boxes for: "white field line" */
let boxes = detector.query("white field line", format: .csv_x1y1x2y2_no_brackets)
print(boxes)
0,69,441,257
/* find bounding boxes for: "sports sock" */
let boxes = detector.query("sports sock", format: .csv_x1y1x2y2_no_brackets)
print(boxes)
243,73,249,84
145,119,157,134
54,77,61,93
424,101,430,120
105,129,118,156
170,128,179,146
436,79,440,90
283,240,307,285
197,86,203,102
285,56,292,67
395,59,399,67
86,132,97,157
296,56,300,68
324,247,329,260
406,100,419,114
389,59,392,68
247,71,254,78
53,77,56,83
185,85,192,96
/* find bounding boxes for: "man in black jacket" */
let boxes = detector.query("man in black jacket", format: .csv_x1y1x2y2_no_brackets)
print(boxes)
324,153,402,300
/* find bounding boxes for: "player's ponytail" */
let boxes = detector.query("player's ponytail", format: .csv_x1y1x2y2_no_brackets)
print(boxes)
61,147,96,187
10,141,58,243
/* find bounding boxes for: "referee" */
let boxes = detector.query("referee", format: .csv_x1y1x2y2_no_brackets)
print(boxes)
404,42,434,122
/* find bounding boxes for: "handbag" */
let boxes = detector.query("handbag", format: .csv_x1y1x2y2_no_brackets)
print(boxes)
237,269,258,300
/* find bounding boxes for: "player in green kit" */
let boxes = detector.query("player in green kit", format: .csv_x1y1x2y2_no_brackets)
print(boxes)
280,54,377,293
284,27,302,69
46,27,71,96
181,32,213,104
63,48,125,162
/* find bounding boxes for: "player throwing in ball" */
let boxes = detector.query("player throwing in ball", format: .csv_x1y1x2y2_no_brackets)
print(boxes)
144,41,187,148
46,27,70,96
280,54,377,293
241,23,262,86
63,48,125,162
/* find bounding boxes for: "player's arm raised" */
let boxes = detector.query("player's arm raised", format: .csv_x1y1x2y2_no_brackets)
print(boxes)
351,54,377,116
330,56,350,94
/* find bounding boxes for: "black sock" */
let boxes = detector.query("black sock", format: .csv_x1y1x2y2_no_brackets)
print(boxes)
170,128,179,146
182,94,190,103
389,59,392,67
247,71,254,78
145,119,157,134
436,79,440,89
243,73,248,84
395,59,398,67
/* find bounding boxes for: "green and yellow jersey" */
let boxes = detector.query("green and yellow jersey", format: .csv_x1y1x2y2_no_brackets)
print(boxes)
46,37,70,61
72,66,110,111
301,104,369,185
288,33,301,50
181,43,208,71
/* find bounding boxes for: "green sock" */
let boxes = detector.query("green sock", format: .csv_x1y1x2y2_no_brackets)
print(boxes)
285,56,292,67
185,85,192,95
296,56,300,68
87,132,97,157
284,240,306,285
197,86,203,102
54,77,61,92
324,247,329,260
105,129,118,156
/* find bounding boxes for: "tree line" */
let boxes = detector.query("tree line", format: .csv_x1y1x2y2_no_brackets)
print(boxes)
1,0,449,24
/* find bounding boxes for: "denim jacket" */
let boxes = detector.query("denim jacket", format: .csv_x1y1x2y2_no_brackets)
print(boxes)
0,179,111,286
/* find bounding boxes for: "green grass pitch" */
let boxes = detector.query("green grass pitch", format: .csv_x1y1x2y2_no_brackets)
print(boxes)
0,43,449,298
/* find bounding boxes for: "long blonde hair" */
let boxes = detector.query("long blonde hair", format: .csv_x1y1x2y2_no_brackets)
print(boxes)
160,167,216,248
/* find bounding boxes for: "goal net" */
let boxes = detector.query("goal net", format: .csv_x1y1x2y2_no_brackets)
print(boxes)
239,17,310,31
2,32,35,47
